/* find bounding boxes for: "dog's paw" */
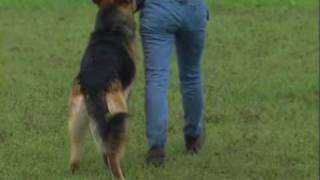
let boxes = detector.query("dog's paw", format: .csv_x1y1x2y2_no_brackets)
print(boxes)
69,162,80,174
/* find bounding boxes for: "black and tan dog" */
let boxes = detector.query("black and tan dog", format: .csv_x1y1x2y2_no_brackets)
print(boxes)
68,0,137,179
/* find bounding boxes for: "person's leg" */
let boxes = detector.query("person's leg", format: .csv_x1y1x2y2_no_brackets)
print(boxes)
175,0,208,143
143,33,173,148
176,31,205,137
140,0,179,148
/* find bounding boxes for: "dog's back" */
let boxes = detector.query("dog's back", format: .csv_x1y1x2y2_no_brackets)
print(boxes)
79,5,135,94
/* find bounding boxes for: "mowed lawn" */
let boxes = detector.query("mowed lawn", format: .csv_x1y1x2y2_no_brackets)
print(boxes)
0,0,318,179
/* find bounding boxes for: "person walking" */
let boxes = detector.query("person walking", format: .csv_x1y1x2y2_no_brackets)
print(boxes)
139,0,209,165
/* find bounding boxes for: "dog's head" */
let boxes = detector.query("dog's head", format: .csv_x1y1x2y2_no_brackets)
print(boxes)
93,0,137,35
92,0,137,13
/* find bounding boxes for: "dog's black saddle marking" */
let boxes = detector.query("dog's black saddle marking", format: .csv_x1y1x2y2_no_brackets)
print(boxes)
79,5,135,94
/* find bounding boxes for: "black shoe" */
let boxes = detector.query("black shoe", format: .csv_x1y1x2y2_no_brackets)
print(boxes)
145,146,165,166
185,132,206,154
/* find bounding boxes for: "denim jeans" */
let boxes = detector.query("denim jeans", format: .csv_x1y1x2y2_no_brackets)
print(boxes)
140,0,209,147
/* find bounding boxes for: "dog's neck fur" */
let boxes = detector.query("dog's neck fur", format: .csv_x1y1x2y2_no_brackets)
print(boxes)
93,5,135,38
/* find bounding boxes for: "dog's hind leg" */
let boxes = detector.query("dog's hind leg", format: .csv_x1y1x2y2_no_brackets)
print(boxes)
104,113,128,180
105,84,128,180
104,152,125,180
68,83,88,173
89,110,127,180
88,82,128,179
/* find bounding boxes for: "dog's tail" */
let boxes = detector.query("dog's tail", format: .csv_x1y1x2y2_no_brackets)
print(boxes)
86,92,108,139
85,89,128,141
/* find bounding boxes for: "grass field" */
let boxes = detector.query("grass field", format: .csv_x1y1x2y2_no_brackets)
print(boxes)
0,0,319,179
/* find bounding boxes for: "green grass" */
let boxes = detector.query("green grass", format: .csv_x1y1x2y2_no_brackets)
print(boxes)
0,0,318,179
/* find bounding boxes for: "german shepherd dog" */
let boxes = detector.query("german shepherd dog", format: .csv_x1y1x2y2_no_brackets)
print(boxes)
68,0,137,179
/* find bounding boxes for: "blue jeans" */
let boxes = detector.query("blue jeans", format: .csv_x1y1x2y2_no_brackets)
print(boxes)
140,0,209,147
